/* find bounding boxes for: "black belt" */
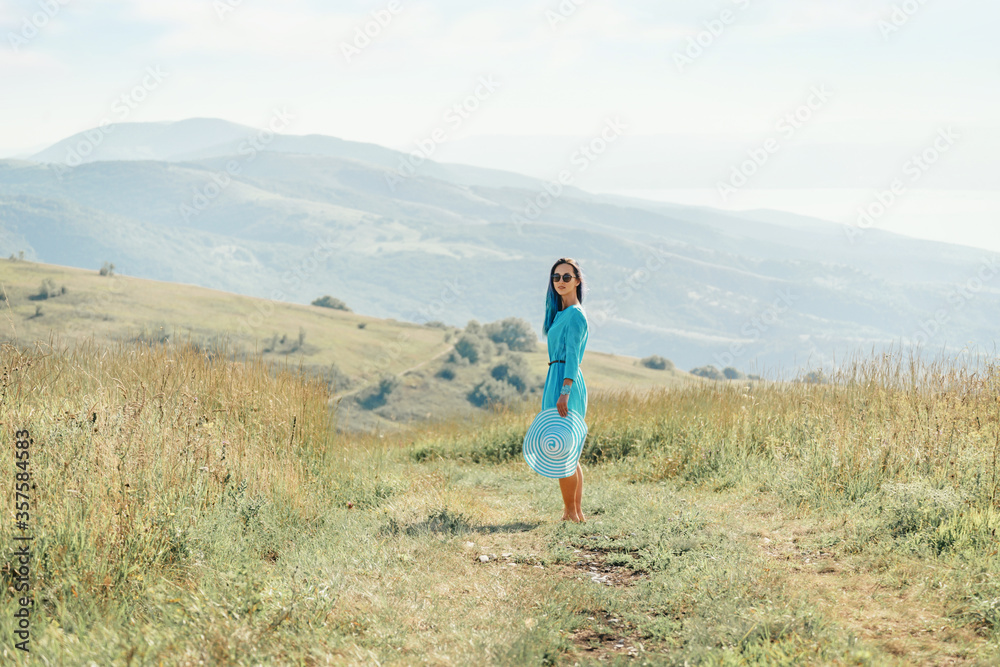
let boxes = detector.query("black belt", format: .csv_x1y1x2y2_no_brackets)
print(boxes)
548,359,565,366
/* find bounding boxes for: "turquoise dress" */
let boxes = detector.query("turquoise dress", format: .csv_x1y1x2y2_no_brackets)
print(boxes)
543,304,589,419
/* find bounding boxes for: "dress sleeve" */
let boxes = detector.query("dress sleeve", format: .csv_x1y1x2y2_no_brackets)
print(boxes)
562,309,588,385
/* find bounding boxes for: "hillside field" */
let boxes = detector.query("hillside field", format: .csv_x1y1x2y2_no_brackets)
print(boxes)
0,259,694,432
1,339,998,665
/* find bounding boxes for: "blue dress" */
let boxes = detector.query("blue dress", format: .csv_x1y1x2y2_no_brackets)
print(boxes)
543,304,589,419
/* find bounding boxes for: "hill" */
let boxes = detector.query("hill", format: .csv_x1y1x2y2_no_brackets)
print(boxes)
5,119,1000,373
0,259,694,432
2,334,997,663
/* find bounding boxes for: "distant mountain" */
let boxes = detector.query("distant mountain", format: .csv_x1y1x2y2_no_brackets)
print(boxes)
30,118,543,190
4,119,999,373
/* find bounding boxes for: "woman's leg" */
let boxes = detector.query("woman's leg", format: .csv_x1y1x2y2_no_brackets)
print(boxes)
574,463,584,522
559,473,579,521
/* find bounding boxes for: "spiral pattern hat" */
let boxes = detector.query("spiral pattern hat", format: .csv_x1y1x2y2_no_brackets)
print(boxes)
522,408,588,479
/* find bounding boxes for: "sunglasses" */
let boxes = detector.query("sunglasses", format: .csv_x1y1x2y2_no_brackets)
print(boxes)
551,273,575,283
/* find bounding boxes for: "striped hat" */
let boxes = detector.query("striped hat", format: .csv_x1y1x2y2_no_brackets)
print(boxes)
522,408,588,479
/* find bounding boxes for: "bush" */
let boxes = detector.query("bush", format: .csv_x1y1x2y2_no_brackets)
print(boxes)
468,377,519,408
723,367,746,380
357,322,367,329
454,333,486,364
35,278,58,300
99,261,115,276
436,366,456,381
690,365,725,380
490,353,533,393
483,317,538,352
641,355,674,371
311,295,351,311
799,370,828,384
356,374,400,410
868,481,962,539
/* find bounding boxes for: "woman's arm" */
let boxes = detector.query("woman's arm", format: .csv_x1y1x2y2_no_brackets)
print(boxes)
556,310,587,416
562,310,588,386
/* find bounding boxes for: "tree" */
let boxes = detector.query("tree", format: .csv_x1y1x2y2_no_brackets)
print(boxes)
640,355,674,371
468,377,519,408
483,317,538,352
99,262,115,276
722,367,746,380
311,295,351,311
35,279,57,300
454,333,486,364
690,365,725,380
357,374,400,409
490,353,533,392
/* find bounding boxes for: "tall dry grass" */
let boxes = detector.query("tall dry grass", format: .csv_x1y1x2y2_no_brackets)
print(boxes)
0,338,393,662
422,348,1000,514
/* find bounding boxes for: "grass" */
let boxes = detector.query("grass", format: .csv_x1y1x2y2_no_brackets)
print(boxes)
0,260,695,435
1,336,999,664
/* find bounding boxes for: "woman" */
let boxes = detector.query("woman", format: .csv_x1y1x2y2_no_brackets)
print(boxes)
541,257,589,523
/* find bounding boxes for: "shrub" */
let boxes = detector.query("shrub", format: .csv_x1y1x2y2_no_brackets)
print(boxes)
490,353,532,393
424,320,448,329
723,367,746,380
357,322,367,329
483,317,538,352
436,366,456,381
99,261,115,276
641,355,674,371
800,370,828,384
357,374,400,410
311,295,351,311
468,377,519,408
868,481,962,538
690,365,725,380
35,278,57,300
454,333,486,364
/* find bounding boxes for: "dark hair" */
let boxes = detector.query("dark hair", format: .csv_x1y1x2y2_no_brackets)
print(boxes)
542,257,585,335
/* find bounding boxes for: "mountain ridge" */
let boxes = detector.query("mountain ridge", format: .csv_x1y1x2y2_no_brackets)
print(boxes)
4,119,998,373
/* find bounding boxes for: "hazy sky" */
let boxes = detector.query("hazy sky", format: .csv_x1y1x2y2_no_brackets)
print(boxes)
1,0,997,246
2,0,996,148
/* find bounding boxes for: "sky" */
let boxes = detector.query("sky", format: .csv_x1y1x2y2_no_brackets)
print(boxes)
1,0,997,245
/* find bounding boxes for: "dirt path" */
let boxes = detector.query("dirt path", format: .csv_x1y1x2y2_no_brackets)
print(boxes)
335,343,454,401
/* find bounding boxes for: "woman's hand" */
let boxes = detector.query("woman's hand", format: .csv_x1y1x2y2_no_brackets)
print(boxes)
557,393,569,417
